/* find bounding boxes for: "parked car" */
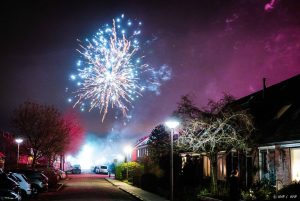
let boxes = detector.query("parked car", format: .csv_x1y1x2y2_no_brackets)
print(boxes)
42,169,59,187
0,189,21,201
65,169,72,174
94,165,108,175
12,170,48,193
7,172,33,197
71,165,81,174
0,173,20,193
56,170,66,180
0,173,21,196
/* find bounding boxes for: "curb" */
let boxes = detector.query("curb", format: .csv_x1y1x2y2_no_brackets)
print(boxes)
118,187,144,201
105,178,143,201
48,183,63,192
56,183,64,191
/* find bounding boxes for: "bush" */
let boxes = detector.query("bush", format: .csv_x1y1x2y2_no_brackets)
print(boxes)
241,189,256,201
115,162,144,185
115,164,124,180
277,182,300,199
242,179,276,201
197,184,229,201
198,188,211,197
141,173,158,192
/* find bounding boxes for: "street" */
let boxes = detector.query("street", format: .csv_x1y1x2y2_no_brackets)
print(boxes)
32,174,139,201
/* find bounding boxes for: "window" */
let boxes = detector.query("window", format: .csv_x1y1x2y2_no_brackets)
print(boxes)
203,155,211,177
260,149,276,185
137,147,148,158
291,148,300,182
217,154,226,180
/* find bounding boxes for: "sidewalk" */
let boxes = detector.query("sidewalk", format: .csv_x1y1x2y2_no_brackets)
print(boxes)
48,183,64,192
106,178,169,201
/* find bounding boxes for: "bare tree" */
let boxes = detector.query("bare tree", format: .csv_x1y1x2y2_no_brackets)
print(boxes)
12,102,71,168
175,95,254,194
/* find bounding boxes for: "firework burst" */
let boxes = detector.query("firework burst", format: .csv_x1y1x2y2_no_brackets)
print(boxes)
68,14,171,122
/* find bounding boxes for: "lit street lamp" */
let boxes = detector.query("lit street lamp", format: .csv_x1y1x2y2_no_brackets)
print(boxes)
165,120,180,201
123,145,132,162
15,138,23,168
123,145,132,181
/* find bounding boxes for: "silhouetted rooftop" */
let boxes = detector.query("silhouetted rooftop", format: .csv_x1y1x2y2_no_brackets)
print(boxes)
233,74,300,144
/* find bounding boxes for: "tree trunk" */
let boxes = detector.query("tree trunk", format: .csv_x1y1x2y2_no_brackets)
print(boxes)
31,152,37,168
209,153,218,195
48,155,52,168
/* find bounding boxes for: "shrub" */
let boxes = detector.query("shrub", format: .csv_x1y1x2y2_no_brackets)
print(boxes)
115,162,144,184
197,184,229,201
277,182,300,199
241,189,256,201
141,173,158,192
115,163,124,180
242,179,276,201
198,188,211,197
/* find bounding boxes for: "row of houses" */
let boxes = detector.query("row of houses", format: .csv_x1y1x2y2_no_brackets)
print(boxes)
130,74,300,189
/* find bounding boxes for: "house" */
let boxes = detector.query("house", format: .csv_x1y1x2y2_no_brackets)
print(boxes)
131,135,149,162
231,74,300,188
131,74,300,189
177,74,300,189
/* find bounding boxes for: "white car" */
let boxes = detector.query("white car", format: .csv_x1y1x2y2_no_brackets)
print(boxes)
95,165,108,175
8,172,32,197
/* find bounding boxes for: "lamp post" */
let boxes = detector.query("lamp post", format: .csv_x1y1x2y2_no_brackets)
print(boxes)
15,138,23,168
124,145,132,180
165,120,180,201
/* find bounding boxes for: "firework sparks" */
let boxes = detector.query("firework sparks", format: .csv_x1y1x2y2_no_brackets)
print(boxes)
68,14,171,122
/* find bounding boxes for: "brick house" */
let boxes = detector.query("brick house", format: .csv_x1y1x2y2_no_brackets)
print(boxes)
178,74,300,188
131,75,300,188
232,74,300,188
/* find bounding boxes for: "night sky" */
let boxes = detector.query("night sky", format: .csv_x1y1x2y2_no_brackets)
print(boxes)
1,0,300,141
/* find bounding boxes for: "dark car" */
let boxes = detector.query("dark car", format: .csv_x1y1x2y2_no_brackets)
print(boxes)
72,165,81,174
0,173,20,195
0,189,21,201
7,172,33,198
41,169,59,187
12,170,48,192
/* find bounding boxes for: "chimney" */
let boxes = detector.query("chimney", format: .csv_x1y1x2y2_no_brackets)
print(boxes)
262,77,267,99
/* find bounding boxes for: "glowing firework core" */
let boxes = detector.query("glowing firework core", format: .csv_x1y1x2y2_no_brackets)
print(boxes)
69,14,171,122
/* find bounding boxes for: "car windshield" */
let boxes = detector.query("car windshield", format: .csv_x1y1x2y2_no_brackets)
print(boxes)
10,174,21,182
100,166,107,169
21,174,30,183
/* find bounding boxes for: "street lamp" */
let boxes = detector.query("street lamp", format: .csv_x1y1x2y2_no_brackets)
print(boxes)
123,145,132,181
165,120,180,201
123,145,132,162
15,138,23,168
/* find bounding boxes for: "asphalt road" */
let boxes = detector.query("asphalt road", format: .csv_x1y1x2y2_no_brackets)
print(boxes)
32,174,139,201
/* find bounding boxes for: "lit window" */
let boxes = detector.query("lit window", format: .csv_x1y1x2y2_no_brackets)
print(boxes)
203,155,211,177
217,153,226,180
291,148,300,182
